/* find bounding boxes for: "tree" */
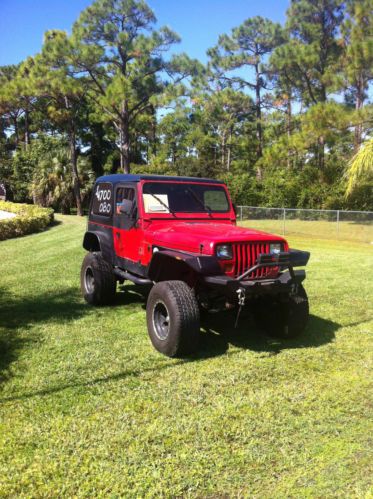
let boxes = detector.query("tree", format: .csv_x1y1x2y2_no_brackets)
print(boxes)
200,89,254,171
271,0,344,169
268,31,298,152
72,0,194,173
0,61,38,150
30,136,94,214
31,30,88,215
285,0,344,104
208,17,285,163
0,65,23,148
342,0,373,150
158,106,192,167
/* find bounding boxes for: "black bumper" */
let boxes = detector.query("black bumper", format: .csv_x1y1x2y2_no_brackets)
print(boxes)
204,269,306,295
202,249,309,297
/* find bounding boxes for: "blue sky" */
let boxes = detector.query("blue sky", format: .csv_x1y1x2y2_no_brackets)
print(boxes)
0,0,290,66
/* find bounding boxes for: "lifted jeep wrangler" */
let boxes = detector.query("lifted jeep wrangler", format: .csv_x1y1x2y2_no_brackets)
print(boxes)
81,174,310,357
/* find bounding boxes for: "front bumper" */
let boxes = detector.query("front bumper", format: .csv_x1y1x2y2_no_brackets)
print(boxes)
204,269,306,296
202,249,309,297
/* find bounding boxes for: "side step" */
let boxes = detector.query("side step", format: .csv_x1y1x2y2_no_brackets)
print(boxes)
113,268,152,286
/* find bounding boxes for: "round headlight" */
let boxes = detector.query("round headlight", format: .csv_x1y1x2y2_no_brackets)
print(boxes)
216,244,233,260
270,243,282,254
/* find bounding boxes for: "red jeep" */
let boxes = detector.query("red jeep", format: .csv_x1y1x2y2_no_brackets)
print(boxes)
81,174,310,357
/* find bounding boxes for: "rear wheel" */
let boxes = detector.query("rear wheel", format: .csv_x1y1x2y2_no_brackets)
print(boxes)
80,252,116,306
146,280,200,357
253,284,309,339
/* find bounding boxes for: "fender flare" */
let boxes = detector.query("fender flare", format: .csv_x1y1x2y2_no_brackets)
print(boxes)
83,230,113,262
148,250,222,282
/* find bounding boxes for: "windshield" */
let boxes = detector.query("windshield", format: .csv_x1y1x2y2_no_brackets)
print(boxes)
142,182,230,214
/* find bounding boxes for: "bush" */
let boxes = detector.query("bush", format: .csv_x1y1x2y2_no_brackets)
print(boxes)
220,173,263,206
0,201,54,241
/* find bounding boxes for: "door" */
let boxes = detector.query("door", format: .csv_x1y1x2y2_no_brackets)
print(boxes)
113,184,143,264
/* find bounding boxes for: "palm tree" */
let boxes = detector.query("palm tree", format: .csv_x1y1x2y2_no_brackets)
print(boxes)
31,143,94,214
346,138,373,196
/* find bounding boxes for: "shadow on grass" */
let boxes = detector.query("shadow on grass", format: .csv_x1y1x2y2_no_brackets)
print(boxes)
0,359,190,403
1,312,339,403
116,285,340,359
0,286,87,384
0,282,340,401
114,284,151,308
0,288,87,331
0,283,155,387
198,310,340,358
48,219,62,228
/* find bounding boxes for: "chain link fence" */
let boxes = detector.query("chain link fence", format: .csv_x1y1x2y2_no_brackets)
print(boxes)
237,206,373,243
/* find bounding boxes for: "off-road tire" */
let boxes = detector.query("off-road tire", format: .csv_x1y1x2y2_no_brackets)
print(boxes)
146,280,200,357
81,252,116,306
253,284,309,339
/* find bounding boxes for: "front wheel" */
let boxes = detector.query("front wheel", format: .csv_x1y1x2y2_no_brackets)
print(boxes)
253,284,309,339
80,252,116,306
146,281,200,357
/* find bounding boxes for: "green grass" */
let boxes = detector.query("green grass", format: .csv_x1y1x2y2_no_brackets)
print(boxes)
0,215,372,497
239,218,373,243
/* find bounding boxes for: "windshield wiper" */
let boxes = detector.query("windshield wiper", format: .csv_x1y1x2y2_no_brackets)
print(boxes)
185,187,213,216
147,190,177,217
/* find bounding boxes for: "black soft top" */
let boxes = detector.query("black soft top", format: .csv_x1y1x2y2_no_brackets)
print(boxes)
96,174,225,185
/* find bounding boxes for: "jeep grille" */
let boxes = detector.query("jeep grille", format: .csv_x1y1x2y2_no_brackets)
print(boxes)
232,242,279,279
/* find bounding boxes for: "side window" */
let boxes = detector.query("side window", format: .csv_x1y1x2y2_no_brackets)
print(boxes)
91,183,113,217
116,187,135,215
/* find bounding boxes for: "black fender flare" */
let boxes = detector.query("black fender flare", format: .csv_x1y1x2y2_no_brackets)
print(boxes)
148,250,222,283
83,230,113,263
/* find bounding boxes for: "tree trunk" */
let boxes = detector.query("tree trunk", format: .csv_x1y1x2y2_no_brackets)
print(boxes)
13,116,19,147
286,93,292,139
150,105,157,156
69,124,83,216
172,144,176,165
286,91,292,169
320,84,327,103
90,123,104,178
24,108,30,149
227,127,232,171
119,101,130,173
318,135,325,169
354,76,364,152
255,64,263,160
255,63,263,180
221,131,226,168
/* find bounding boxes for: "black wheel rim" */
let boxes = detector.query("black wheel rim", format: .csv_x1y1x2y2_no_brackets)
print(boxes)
153,301,170,341
84,267,95,294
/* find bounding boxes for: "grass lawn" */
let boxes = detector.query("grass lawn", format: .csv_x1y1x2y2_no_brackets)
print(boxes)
0,215,372,497
239,218,373,243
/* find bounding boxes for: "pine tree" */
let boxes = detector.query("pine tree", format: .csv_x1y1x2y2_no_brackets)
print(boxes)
0,65,23,148
72,0,195,173
285,0,344,104
208,17,285,164
342,0,373,150
271,0,345,169
31,30,87,215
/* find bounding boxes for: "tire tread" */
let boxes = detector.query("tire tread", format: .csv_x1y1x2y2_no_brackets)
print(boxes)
146,280,200,357
81,252,116,306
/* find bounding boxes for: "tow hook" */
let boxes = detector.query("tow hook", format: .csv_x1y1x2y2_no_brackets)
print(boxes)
234,288,246,328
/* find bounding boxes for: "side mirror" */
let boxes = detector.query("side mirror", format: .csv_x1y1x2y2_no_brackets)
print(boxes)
232,203,238,217
118,199,134,216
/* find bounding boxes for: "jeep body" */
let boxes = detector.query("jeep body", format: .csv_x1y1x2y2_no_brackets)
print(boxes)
81,174,310,357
